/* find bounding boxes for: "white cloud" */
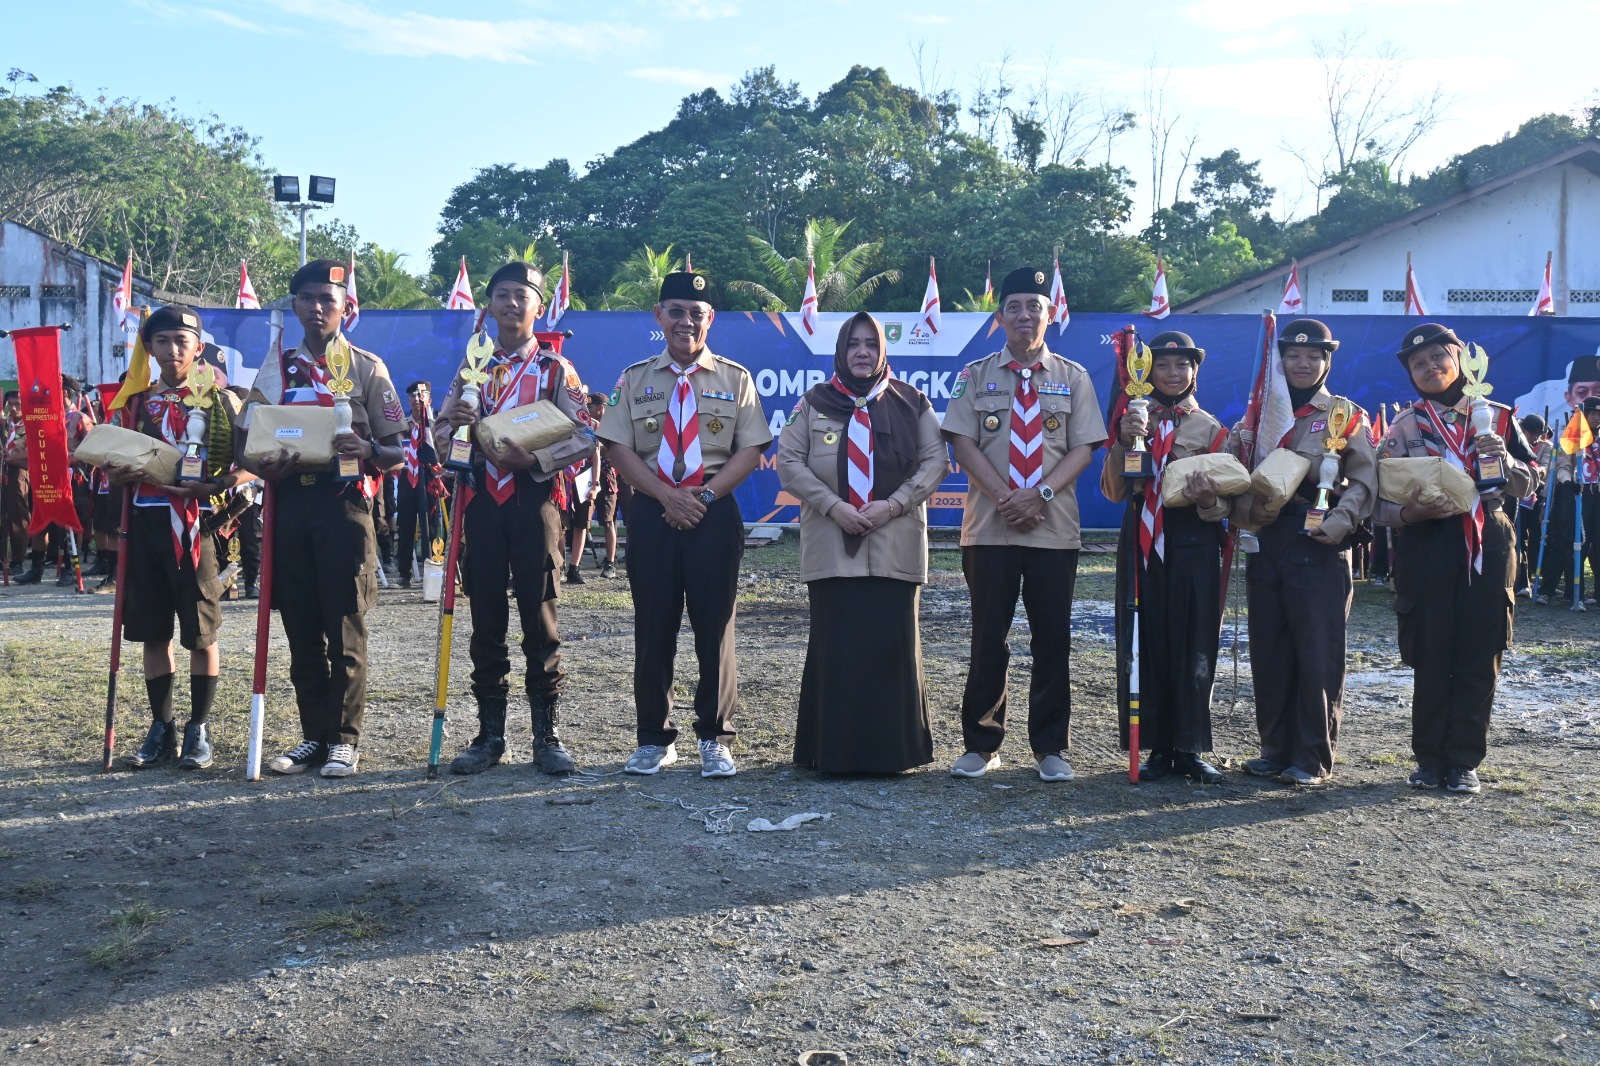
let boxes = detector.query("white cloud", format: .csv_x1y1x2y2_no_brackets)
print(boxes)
1181,0,1448,32
1217,26,1297,55
642,0,738,17
196,7,296,34
628,67,731,87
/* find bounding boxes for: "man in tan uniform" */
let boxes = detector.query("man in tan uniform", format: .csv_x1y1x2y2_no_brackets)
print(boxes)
597,271,772,778
942,267,1106,782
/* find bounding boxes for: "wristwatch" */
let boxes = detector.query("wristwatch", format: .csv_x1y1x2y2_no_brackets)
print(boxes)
698,488,716,505
1038,484,1055,504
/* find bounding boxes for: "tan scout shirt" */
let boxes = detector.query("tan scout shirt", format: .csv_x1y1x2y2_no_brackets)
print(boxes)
1372,400,1533,527
595,348,772,477
247,335,410,472
1101,397,1231,523
1228,386,1376,544
776,393,947,584
942,347,1106,549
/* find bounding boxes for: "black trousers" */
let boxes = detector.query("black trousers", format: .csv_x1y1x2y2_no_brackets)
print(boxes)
1396,509,1515,771
959,544,1080,756
1245,506,1352,777
1540,486,1579,599
272,477,377,747
238,500,262,587
396,477,439,578
463,475,563,711
626,493,742,746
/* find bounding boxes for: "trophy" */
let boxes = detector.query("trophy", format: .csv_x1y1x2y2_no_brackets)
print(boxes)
1121,337,1155,480
446,330,494,472
324,337,361,482
1303,398,1353,535
177,363,218,482
1460,342,1506,490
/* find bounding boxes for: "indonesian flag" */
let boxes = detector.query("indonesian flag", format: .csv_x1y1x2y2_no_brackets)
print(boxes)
982,261,993,302
1404,254,1427,316
547,250,571,328
1145,256,1170,319
111,254,136,344
447,257,475,310
342,254,360,332
684,252,694,273
1277,261,1303,317
798,259,819,337
237,259,261,310
1369,401,1388,447
920,257,942,335
1529,253,1554,316
1049,255,1070,326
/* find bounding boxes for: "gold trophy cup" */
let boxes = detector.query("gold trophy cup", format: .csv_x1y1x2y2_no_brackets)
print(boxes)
1121,336,1156,480
446,331,494,472
1303,398,1353,534
1460,342,1505,489
177,363,218,482
324,337,361,482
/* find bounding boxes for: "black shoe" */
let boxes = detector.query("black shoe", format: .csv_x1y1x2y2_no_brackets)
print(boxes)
450,735,507,775
400,575,412,589
15,565,41,585
531,697,577,774
267,739,326,775
1445,767,1481,794
179,721,213,769
1138,749,1174,781
564,565,585,586
56,569,73,587
600,561,617,579
124,720,177,769
94,574,116,594
244,584,259,599
1175,751,1225,785
1243,757,1289,778
1408,766,1442,790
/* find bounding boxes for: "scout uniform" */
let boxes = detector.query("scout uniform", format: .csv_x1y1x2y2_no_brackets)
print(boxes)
396,382,442,588
1513,417,1549,597
1231,319,1376,787
1374,323,1535,791
433,262,596,776
1547,398,1600,605
1,395,26,575
1101,332,1230,784
596,273,773,769
247,260,409,776
942,268,1106,773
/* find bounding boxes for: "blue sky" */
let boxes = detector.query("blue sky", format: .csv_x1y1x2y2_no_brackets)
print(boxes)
8,1,1596,274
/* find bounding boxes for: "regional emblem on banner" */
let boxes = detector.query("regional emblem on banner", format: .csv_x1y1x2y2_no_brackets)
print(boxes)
885,323,903,344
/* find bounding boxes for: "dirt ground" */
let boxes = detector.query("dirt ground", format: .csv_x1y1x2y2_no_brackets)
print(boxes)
1,534,1598,1066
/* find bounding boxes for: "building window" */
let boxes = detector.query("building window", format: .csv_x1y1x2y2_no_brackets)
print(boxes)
1331,289,1370,303
1571,290,1600,304
1448,289,1537,303
0,285,30,299
1382,289,1407,303
40,285,78,299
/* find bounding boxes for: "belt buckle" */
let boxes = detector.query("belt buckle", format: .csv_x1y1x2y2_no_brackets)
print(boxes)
300,473,317,486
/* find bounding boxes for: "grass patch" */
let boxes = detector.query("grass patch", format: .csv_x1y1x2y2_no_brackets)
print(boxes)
301,906,386,941
84,901,169,970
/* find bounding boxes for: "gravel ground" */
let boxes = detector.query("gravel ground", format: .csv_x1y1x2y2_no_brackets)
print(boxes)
1,535,1598,1065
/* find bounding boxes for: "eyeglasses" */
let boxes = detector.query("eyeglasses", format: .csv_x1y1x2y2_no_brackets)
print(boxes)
1002,301,1048,318
663,306,711,324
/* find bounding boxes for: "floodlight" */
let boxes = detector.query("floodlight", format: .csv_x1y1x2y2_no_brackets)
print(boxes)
308,175,337,204
273,175,301,203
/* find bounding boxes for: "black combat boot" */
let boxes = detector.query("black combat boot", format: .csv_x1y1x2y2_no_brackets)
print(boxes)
530,695,576,775
16,552,43,585
450,697,508,775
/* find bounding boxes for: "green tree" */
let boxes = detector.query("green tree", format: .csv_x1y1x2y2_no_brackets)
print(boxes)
728,218,901,311
601,244,683,310
358,248,434,310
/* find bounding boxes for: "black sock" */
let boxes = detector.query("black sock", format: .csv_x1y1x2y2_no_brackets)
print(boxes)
146,673,176,725
189,674,217,726
103,550,117,572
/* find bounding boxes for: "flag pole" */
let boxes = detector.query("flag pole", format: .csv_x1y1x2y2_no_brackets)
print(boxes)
245,309,284,781
427,477,469,779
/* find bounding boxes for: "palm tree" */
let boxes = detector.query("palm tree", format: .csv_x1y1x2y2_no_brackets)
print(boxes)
602,244,683,310
952,287,997,313
727,218,901,312
541,257,587,313
359,248,435,310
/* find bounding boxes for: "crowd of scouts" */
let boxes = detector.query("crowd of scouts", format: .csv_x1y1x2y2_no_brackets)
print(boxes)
0,262,1558,795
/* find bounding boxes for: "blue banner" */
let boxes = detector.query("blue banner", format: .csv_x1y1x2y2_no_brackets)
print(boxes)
196,309,1600,530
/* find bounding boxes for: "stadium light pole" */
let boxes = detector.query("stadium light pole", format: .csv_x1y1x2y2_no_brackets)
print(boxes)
274,175,337,266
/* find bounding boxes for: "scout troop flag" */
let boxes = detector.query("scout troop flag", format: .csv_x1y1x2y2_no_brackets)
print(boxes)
9,327,80,534
920,257,942,335
1560,408,1594,455
236,260,261,309
1277,261,1303,317
1145,256,1170,319
342,254,361,332
111,254,137,345
1245,312,1294,467
447,257,475,310
1048,255,1070,326
683,252,694,273
1404,253,1427,316
1529,252,1554,316
799,259,819,337
547,251,571,328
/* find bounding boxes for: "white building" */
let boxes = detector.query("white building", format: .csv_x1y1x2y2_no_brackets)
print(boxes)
1178,141,1600,316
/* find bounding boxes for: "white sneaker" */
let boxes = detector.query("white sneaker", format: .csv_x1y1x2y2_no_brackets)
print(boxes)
624,744,678,775
950,751,1000,777
320,743,359,777
1036,753,1075,782
698,740,737,778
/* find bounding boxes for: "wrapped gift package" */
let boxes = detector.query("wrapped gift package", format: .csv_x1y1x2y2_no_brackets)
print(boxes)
475,400,577,459
1160,453,1252,508
1378,456,1478,514
73,424,182,485
242,405,337,466
1249,448,1313,507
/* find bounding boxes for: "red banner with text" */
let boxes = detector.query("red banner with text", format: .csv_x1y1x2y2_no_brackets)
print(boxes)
12,327,79,534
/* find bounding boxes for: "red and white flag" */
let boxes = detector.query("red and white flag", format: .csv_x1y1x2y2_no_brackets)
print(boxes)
547,251,571,328
1145,256,1171,319
683,252,694,274
1277,261,1302,317
982,261,993,302
342,254,360,332
1529,252,1554,316
111,254,136,343
920,257,942,335
1403,254,1427,316
447,257,475,310
236,260,261,310
1049,255,1070,326
798,259,819,337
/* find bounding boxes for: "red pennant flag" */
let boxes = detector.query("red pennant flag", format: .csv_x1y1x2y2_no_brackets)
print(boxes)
12,327,80,534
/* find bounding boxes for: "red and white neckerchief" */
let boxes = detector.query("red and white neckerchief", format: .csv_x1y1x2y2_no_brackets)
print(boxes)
657,362,705,487
280,345,379,500
1417,401,1484,576
290,351,335,406
1139,414,1178,561
403,424,423,488
139,387,203,568
1277,402,1320,448
479,345,546,505
830,371,893,508
1005,360,1042,489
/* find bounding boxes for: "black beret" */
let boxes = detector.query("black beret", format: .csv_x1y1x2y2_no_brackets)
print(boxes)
1519,413,1547,437
290,258,348,293
998,267,1051,301
1277,318,1340,353
1567,355,1600,385
1395,322,1460,365
1583,397,1600,414
60,375,82,394
1146,330,1205,366
658,271,714,306
405,381,431,396
2,390,18,403
587,391,607,404
487,261,545,299
140,304,203,344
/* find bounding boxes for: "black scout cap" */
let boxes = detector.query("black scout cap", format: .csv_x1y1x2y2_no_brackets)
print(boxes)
290,259,348,293
658,271,714,306
998,267,1051,301
1277,318,1340,353
1583,397,1600,413
1520,413,1547,437
1147,330,1206,366
1395,322,1460,366
487,261,545,299
140,304,203,344
1567,355,1600,384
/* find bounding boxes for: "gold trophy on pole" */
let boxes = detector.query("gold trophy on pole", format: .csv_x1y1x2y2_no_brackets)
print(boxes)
1121,332,1155,480
446,330,494,472
324,337,361,482
177,363,217,482
1461,342,1506,489
1303,398,1352,534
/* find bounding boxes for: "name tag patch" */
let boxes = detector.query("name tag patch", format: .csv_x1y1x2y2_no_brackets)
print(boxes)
275,427,303,439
